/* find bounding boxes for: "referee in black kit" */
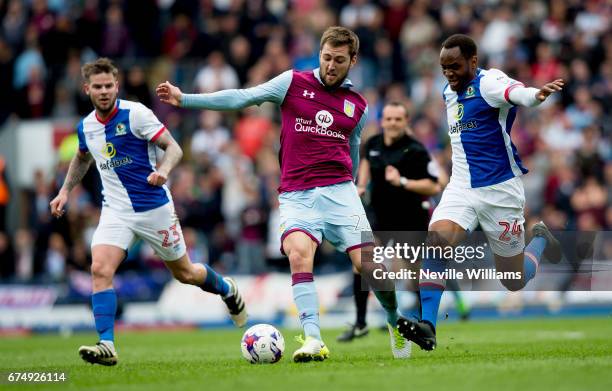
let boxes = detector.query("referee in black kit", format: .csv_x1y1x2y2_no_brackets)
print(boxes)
359,102,441,232
338,101,447,342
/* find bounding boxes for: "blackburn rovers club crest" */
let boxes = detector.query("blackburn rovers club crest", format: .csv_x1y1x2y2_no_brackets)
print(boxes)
115,123,127,136
343,99,355,118
466,86,475,97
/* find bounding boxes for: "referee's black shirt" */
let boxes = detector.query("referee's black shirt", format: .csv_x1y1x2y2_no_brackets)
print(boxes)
364,133,437,231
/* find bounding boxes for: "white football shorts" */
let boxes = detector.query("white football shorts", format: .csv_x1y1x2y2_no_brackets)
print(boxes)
430,176,526,257
91,202,187,261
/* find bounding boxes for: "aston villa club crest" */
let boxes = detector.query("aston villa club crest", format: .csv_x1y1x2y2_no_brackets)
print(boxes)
343,99,355,118
115,123,127,136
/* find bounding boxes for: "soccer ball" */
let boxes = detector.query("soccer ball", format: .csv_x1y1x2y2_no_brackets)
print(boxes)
240,324,285,364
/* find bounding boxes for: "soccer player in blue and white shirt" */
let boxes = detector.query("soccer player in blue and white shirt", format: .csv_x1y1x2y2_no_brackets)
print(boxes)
397,34,564,350
49,58,247,366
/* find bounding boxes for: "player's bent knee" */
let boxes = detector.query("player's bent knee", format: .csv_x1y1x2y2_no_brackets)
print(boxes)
287,250,307,265
287,248,311,271
90,246,125,285
91,261,114,282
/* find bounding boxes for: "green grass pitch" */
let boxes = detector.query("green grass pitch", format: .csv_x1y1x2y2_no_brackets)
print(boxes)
1,317,611,390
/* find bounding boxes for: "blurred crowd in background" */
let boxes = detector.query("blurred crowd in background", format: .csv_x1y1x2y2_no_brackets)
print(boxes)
0,0,609,284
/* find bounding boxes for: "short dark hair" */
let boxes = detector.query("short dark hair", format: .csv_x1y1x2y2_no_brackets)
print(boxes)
320,26,360,58
383,101,410,119
81,57,119,82
441,34,477,59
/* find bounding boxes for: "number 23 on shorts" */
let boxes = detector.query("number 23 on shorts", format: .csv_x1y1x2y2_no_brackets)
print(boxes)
158,224,182,248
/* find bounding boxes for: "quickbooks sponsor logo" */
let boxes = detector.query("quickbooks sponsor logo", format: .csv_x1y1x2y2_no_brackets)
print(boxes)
99,156,133,170
315,110,333,128
294,117,346,140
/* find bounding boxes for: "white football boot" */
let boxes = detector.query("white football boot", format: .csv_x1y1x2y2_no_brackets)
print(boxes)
78,341,118,366
222,277,248,327
388,323,411,359
293,335,330,363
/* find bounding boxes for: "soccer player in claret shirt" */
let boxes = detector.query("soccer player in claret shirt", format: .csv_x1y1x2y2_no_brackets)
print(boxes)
396,34,564,351
50,58,247,366
157,26,410,362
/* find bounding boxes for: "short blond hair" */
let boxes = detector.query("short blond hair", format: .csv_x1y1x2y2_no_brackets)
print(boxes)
81,58,119,82
320,26,360,58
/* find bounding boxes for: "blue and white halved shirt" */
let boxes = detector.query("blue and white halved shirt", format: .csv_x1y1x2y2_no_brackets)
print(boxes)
77,99,171,212
444,68,529,188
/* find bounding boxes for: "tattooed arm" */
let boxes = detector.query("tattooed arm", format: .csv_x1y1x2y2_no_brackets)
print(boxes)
50,150,93,217
147,130,183,186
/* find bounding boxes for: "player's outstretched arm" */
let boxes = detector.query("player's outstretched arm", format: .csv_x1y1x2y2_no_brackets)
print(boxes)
155,70,293,111
155,81,183,107
535,79,564,102
148,130,183,186
506,78,564,107
50,150,93,217
483,70,564,108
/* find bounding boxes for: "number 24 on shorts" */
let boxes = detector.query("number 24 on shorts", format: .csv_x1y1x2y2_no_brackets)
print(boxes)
158,224,181,248
498,220,522,242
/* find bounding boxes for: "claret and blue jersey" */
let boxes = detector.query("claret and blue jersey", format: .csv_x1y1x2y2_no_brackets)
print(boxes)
76,99,171,213
444,68,529,188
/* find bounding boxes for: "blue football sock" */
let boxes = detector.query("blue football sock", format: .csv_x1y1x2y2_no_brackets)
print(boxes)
200,264,230,296
419,257,446,329
92,289,117,343
420,288,443,329
292,273,322,341
373,290,399,325
523,236,546,283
